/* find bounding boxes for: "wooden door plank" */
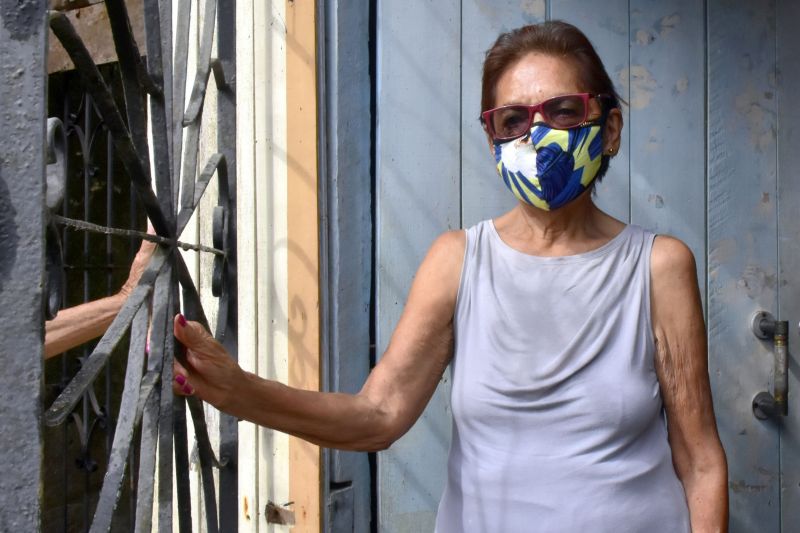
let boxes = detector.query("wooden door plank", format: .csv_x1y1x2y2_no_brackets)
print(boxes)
236,0,258,381
707,2,780,531
234,0,260,528
237,0,295,529
286,0,322,530
47,0,146,73
550,0,631,222
777,0,800,529
629,0,706,301
375,0,462,530
460,0,545,228
256,2,293,530
322,0,373,531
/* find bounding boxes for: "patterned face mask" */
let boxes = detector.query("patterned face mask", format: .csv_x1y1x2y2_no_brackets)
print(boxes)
493,123,604,211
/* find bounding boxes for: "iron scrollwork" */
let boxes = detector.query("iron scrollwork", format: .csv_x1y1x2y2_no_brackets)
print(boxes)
45,117,67,320
45,0,238,531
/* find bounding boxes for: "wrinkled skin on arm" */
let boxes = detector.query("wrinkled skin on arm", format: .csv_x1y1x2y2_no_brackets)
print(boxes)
171,230,466,451
44,237,156,358
651,235,729,533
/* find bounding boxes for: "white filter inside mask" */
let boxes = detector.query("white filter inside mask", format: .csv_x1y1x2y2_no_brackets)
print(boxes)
498,135,538,176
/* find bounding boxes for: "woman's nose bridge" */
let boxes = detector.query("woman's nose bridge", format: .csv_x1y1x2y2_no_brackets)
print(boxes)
532,109,546,124
529,102,546,124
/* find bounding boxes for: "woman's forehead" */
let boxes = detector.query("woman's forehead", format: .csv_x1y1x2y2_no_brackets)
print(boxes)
494,53,583,106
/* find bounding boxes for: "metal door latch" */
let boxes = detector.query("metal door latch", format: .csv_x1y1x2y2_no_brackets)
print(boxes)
751,311,789,420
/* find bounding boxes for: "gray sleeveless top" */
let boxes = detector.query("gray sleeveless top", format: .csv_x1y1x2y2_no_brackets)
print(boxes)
434,221,690,533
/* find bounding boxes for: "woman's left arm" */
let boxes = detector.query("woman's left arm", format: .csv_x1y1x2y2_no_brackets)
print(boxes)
650,235,728,533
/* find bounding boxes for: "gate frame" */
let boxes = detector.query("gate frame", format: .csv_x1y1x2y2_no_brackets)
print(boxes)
0,2,48,531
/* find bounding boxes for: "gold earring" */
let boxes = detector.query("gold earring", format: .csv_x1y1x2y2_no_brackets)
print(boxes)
606,147,615,155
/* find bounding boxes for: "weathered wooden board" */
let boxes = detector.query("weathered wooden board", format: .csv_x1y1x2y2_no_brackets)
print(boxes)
550,0,631,222
50,0,104,9
285,0,323,530
777,0,800,529
254,2,293,531
707,1,780,531
236,0,294,529
235,0,260,528
629,0,706,301
47,0,146,73
460,0,545,227
375,0,462,530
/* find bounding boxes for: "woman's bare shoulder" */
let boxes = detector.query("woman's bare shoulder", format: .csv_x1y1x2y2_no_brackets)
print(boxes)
429,229,466,259
649,234,701,324
417,229,466,300
651,234,697,281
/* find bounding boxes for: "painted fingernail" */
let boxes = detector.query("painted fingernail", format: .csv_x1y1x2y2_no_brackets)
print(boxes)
182,384,194,395
145,339,150,354
178,314,187,327
175,374,186,386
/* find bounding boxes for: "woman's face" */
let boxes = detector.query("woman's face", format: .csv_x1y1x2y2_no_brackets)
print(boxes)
490,52,621,152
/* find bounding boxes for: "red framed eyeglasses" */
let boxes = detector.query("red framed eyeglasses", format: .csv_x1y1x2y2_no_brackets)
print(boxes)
481,93,609,142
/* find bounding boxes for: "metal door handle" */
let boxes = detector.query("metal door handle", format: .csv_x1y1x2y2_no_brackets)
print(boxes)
751,311,788,420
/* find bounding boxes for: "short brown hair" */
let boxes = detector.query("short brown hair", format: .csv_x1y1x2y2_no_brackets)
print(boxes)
481,21,623,183
481,21,622,114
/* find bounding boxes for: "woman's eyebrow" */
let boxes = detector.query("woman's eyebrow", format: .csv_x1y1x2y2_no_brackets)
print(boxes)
496,99,537,107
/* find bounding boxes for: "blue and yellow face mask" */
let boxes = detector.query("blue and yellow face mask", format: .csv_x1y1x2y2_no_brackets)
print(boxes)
493,123,604,211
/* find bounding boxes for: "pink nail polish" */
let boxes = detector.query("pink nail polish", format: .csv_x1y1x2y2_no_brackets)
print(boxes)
178,314,187,327
175,374,186,386
182,384,194,395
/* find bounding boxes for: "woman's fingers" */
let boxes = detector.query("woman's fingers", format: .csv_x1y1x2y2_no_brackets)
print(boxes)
172,315,202,396
173,313,223,362
171,313,241,408
172,372,195,396
173,358,194,396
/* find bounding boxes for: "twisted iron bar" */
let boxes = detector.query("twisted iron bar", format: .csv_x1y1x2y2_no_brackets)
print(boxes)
51,215,226,256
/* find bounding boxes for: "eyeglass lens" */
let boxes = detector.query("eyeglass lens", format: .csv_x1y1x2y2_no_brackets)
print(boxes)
491,95,587,140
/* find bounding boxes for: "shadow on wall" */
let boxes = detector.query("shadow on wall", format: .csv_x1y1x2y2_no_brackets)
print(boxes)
0,169,19,292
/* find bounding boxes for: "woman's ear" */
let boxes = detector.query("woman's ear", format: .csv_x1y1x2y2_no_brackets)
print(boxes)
482,123,495,154
602,108,623,155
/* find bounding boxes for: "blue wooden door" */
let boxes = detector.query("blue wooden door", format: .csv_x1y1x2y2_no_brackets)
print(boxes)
375,0,799,531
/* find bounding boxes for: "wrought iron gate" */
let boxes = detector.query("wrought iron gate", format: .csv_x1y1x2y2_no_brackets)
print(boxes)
36,0,237,530
44,62,145,531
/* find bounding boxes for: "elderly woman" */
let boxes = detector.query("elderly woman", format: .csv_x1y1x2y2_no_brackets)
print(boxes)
172,21,727,532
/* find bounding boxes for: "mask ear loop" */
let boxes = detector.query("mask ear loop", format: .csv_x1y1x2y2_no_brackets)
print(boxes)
597,98,614,155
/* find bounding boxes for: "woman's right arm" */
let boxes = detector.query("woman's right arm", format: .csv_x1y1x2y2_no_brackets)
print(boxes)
172,230,466,452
